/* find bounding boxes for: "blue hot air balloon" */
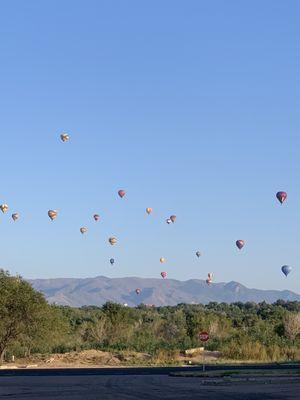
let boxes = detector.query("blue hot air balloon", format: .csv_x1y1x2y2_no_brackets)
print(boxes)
281,265,292,277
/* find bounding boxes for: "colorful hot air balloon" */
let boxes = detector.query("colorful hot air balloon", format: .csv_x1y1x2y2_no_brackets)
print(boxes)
93,214,100,221
109,237,117,245
170,215,177,223
160,257,166,263
236,240,245,250
110,258,115,265
146,208,152,215
80,227,87,234
60,133,70,142
196,251,201,258
206,278,212,285
207,272,213,280
135,288,141,295
118,190,126,198
0,204,8,213
281,265,292,277
276,191,287,204
48,210,58,221
166,218,172,224
161,271,167,279
12,213,19,221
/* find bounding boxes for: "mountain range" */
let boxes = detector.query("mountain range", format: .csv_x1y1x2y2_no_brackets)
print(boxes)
29,276,300,307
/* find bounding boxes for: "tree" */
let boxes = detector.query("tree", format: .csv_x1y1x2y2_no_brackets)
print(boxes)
283,313,300,342
0,270,66,362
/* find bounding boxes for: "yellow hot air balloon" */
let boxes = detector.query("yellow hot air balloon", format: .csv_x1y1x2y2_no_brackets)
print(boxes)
146,207,152,215
0,204,8,213
108,237,117,245
48,210,58,221
160,257,166,263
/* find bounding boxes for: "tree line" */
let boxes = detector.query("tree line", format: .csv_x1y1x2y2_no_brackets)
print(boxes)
0,270,299,363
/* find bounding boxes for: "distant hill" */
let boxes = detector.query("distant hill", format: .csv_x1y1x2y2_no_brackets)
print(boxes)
29,276,300,307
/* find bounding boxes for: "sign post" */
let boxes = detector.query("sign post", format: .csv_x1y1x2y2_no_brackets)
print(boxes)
198,331,209,372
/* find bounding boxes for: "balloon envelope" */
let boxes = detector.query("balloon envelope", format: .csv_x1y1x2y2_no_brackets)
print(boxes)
93,214,100,221
276,191,287,204
0,204,8,213
12,213,19,221
110,258,115,265
146,208,152,215
161,271,167,279
118,190,126,198
109,237,117,245
170,215,176,223
196,251,201,258
236,240,245,250
80,227,87,234
166,218,172,224
48,210,58,220
160,257,166,263
135,288,141,295
281,265,292,277
60,133,69,142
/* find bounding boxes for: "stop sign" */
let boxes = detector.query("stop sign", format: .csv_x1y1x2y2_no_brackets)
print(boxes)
199,331,209,342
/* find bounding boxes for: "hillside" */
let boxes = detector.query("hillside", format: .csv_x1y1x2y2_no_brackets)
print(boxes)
29,276,300,307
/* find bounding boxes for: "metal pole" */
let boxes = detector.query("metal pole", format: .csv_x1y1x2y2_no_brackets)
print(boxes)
203,346,205,372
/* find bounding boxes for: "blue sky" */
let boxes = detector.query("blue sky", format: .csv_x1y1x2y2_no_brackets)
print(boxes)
0,1,299,292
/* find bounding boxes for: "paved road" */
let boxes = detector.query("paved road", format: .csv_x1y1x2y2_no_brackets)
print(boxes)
0,365,299,400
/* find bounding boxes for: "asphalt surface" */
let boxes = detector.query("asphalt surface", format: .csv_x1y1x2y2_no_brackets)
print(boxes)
0,364,299,399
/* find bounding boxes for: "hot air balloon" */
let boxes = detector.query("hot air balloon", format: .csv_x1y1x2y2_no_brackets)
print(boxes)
170,215,176,223
60,133,70,142
160,257,166,263
80,227,87,234
206,272,213,285
0,204,8,213
93,214,100,221
236,240,245,250
146,208,152,215
135,288,141,295
109,237,117,245
161,271,167,279
48,210,58,221
12,213,19,221
166,218,172,224
276,191,287,204
110,258,115,266
196,251,201,258
281,265,292,277
118,190,126,198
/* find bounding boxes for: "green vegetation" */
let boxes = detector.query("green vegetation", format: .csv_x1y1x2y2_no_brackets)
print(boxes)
0,270,299,364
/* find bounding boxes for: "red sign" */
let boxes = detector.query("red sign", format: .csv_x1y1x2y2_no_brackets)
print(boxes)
199,331,209,342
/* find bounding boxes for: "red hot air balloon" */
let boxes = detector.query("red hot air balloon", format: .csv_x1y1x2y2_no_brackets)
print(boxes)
236,240,245,250
161,271,167,279
118,190,126,198
276,191,287,204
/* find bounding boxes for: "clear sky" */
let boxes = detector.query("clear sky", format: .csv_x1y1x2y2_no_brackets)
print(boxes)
0,1,299,293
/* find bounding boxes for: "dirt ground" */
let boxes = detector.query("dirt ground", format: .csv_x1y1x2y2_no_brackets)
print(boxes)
2,349,221,369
